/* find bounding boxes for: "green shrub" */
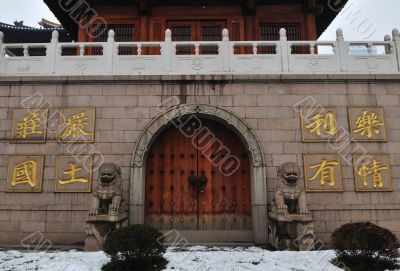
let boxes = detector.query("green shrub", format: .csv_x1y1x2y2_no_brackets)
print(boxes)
102,224,168,271
331,222,400,271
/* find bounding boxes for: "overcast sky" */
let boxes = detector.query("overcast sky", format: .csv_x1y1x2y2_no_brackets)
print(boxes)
0,0,59,27
0,0,399,41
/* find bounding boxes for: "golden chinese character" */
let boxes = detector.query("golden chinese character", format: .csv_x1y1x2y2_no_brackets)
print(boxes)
60,112,92,139
58,163,89,185
356,159,388,188
12,160,37,187
304,112,336,136
353,110,384,138
16,112,43,139
309,159,339,187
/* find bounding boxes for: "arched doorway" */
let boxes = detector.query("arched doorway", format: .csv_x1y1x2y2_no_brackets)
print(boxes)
144,118,252,231
130,104,267,244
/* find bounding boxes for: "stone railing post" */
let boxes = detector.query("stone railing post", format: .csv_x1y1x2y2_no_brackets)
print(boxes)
392,29,400,71
0,31,4,73
48,30,59,74
384,34,392,54
106,29,115,74
336,28,348,72
279,28,289,72
222,28,230,72
163,29,172,73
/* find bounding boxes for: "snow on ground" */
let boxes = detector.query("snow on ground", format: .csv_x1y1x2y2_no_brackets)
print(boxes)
164,246,344,271
0,247,346,271
0,250,107,271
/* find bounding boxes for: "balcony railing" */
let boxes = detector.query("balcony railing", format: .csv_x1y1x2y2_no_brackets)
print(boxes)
0,28,400,76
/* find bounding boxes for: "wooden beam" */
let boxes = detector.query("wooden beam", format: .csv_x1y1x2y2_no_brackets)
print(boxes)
138,0,151,15
308,0,316,8
243,0,255,15
305,0,323,15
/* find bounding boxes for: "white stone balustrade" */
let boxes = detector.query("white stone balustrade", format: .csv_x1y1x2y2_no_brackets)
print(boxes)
1,28,400,76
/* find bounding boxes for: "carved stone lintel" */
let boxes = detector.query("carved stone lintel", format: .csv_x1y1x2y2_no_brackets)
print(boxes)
269,162,315,251
269,213,313,223
87,213,128,223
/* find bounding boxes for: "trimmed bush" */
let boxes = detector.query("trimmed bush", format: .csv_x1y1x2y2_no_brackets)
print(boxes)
331,222,400,271
102,224,168,271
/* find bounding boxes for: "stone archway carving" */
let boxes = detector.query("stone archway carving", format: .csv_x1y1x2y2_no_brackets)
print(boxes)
129,104,268,243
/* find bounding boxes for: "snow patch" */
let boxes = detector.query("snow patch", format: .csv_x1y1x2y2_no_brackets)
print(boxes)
0,247,384,271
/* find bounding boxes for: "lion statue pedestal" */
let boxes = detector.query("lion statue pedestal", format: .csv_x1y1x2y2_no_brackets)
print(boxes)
268,162,315,251
85,163,128,252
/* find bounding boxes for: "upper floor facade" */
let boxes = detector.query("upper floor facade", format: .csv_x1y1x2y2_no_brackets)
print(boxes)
2,0,400,77
43,0,344,43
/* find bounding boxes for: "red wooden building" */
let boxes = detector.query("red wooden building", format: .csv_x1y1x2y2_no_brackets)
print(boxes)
44,0,345,43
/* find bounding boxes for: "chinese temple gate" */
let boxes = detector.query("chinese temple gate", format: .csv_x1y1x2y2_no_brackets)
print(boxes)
1,0,400,249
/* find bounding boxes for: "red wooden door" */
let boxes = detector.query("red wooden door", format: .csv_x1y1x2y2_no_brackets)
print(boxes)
145,119,251,231
145,124,198,230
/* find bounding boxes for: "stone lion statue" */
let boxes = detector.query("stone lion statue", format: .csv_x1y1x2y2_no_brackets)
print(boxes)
275,162,309,215
86,163,127,251
269,162,314,251
89,163,124,216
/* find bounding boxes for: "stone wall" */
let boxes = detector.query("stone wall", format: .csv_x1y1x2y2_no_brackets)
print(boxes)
0,74,399,247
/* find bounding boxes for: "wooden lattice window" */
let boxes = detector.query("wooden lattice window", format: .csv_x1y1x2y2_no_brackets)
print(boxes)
201,25,222,55
259,23,302,54
92,24,135,55
169,21,225,55
171,25,193,55
260,23,300,41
